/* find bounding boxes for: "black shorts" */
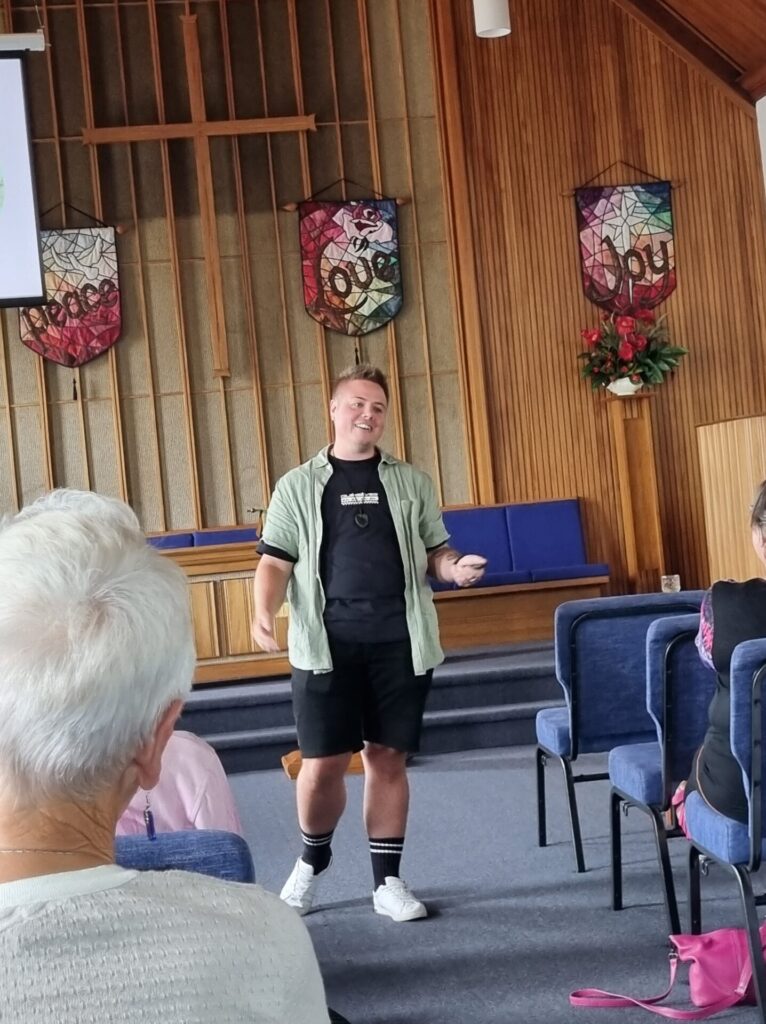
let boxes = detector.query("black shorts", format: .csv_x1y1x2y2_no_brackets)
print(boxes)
290,638,433,758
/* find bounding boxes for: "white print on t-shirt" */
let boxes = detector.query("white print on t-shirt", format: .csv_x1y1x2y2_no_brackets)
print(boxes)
340,492,380,506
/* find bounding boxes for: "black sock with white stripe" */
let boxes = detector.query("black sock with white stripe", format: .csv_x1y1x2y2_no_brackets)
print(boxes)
300,828,333,874
369,836,405,888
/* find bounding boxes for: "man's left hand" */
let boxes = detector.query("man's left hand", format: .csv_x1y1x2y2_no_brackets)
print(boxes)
451,554,487,588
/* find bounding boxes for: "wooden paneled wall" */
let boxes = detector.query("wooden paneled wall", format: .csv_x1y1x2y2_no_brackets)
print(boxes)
439,0,766,593
0,0,483,529
697,416,766,581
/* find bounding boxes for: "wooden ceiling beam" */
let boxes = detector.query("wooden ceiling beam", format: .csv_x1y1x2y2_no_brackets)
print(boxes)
740,61,766,101
609,0,755,110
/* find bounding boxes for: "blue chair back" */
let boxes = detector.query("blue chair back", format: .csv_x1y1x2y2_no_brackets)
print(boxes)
728,639,766,867
645,614,716,795
555,591,705,757
442,507,513,573
115,830,255,883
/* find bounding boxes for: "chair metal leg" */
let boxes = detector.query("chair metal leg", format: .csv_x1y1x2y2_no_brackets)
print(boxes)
648,806,681,935
560,755,586,873
688,845,702,934
610,789,623,910
733,865,766,1023
536,746,547,848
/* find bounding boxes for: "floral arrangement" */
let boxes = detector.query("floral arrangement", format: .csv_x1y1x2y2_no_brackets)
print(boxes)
578,310,687,390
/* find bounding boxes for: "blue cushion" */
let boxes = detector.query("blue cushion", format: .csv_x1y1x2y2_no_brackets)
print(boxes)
684,790,750,865
115,830,256,882
442,507,513,573
609,742,663,806
536,706,570,756
506,500,586,571
531,563,609,582
193,528,258,546
147,533,194,550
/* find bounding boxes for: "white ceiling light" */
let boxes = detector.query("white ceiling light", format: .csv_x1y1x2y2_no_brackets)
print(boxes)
472,0,511,38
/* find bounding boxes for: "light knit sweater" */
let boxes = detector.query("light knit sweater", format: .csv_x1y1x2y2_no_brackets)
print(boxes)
0,864,330,1023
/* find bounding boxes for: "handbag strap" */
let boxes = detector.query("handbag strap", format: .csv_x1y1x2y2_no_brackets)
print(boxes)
570,952,753,1020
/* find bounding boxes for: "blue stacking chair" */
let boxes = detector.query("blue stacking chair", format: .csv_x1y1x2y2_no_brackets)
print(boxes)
685,638,766,1022
536,591,704,872
608,614,716,933
115,829,256,882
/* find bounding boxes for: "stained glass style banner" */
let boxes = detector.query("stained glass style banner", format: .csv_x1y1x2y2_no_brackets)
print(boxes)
299,199,402,336
575,182,675,314
18,227,121,367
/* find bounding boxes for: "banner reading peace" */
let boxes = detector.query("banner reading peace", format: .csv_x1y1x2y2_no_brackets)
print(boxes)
18,226,121,367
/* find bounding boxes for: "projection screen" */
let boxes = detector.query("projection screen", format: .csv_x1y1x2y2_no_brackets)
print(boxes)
0,54,45,307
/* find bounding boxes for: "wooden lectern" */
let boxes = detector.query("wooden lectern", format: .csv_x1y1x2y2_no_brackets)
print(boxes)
608,394,666,592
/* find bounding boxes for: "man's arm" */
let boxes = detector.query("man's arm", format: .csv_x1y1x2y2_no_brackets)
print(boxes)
252,554,295,652
427,545,487,588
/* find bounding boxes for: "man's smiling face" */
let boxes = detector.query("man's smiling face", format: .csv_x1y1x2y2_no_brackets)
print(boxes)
330,378,388,459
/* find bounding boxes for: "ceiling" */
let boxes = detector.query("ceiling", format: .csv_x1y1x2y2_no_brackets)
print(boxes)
611,0,766,102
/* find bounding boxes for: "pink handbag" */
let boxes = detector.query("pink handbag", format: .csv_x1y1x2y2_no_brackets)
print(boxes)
570,923,766,1020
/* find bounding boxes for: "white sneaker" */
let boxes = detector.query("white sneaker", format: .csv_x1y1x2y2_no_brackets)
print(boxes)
280,857,328,915
372,876,428,922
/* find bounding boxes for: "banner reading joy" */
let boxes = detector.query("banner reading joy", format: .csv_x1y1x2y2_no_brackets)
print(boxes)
18,226,121,367
575,182,675,314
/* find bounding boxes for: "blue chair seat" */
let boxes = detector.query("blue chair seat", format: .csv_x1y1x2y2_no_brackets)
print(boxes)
532,563,609,582
684,790,751,865
115,830,255,883
536,706,570,755
609,742,663,806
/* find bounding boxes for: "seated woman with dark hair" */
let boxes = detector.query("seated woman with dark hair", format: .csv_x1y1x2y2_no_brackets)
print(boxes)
0,490,330,1024
677,479,766,825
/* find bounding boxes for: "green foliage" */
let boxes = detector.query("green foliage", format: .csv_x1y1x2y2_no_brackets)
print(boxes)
578,311,687,391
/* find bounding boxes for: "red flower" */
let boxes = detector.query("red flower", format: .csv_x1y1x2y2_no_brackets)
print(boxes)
630,374,642,384
633,334,648,351
615,315,636,335
618,340,634,361
580,328,600,347
636,308,656,323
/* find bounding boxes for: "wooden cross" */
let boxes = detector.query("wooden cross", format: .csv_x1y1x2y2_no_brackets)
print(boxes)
82,15,315,377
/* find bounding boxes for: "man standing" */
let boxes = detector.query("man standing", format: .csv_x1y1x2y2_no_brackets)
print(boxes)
252,364,486,922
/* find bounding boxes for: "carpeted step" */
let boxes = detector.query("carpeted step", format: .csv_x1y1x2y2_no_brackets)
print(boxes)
420,699,562,754
205,697,564,774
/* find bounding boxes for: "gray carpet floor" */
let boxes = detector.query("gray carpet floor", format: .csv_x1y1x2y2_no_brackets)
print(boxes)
229,746,764,1024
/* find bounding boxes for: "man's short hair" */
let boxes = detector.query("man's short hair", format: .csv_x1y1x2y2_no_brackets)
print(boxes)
333,363,389,403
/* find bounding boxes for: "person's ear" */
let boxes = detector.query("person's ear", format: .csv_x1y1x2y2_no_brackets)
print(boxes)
133,700,183,791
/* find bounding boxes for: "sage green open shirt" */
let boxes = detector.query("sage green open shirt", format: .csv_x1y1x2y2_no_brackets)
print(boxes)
261,446,449,675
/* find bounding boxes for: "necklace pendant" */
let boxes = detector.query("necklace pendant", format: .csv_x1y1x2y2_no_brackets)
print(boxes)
354,510,369,529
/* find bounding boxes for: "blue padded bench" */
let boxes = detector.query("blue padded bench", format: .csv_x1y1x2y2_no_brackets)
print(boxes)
192,527,258,547
147,528,258,550
506,499,609,582
147,533,194,550
434,499,608,591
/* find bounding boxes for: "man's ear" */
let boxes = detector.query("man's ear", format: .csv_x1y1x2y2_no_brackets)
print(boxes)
133,699,183,791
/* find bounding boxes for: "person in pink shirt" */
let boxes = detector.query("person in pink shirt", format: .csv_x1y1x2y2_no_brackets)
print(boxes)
117,730,244,838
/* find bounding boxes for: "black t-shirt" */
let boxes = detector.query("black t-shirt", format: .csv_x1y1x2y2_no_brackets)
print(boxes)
320,453,408,643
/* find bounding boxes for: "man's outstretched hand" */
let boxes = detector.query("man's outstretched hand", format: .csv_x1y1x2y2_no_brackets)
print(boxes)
451,554,488,588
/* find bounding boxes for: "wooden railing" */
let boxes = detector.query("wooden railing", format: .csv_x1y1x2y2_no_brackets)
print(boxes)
167,544,608,686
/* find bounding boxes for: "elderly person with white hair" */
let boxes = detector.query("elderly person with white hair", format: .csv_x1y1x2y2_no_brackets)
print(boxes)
0,490,330,1024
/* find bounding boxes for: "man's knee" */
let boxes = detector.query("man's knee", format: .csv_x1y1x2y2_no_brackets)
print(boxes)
362,743,407,779
299,752,353,787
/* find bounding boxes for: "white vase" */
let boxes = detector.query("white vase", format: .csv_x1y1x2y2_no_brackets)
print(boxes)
606,377,643,397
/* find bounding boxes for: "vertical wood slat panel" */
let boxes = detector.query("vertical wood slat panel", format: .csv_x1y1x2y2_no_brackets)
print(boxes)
108,0,167,528
697,417,766,583
146,0,202,526
443,0,766,592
